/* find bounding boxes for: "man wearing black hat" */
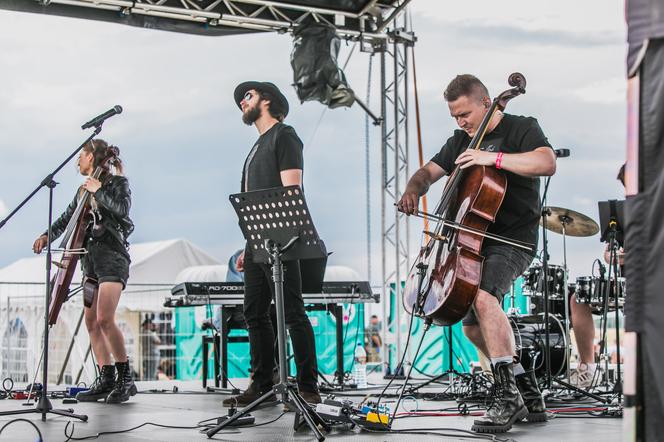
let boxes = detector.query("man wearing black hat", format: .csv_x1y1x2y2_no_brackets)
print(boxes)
223,81,321,407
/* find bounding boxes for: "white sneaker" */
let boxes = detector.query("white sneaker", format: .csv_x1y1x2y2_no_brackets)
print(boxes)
570,363,597,388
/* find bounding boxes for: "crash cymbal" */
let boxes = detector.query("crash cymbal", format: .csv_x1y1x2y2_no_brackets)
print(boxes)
540,206,600,237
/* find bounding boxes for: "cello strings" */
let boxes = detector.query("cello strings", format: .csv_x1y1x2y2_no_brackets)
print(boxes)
413,211,534,252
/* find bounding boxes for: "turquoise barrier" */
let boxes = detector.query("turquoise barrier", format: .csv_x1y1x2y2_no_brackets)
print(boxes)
387,277,526,374
387,283,477,374
175,305,365,380
502,276,528,314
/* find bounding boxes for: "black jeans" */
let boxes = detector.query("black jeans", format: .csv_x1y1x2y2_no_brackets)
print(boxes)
242,245,318,393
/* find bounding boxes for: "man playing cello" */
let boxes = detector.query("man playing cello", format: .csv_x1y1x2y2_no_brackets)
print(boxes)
397,74,556,433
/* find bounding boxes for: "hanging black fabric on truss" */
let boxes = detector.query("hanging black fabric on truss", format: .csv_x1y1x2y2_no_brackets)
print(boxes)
290,23,355,109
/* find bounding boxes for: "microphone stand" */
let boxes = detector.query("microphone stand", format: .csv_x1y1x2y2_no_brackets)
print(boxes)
540,175,553,390
0,125,103,422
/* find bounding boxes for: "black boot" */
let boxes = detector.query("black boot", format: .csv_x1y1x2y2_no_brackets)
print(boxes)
516,369,547,422
222,381,276,407
76,365,116,402
471,361,528,433
106,360,137,404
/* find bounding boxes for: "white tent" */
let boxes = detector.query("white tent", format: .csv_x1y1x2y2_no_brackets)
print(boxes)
0,238,221,384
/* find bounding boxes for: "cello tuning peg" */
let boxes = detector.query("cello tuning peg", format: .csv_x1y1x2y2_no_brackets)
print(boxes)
423,231,448,242
52,261,65,269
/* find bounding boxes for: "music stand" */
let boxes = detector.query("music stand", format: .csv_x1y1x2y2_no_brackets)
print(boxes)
207,186,330,441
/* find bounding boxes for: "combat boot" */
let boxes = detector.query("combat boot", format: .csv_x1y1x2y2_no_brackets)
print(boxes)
76,365,116,402
515,369,547,422
471,361,528,433
106,360,137,403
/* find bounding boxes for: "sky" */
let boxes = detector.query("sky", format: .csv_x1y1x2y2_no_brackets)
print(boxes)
0,0,627,285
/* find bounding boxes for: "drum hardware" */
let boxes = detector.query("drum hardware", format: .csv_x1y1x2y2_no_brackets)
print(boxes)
540,199,602,401
510,314,567,379
506,283,520,317
573,275,625,313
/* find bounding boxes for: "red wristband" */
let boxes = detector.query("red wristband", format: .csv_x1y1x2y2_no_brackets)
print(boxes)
495,152,504,169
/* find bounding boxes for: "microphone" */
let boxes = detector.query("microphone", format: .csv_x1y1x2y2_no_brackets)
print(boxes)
81,105,123,130
554,148,570,158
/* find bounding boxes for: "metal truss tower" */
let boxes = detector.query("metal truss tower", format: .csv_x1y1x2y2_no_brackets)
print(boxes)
379,14,415,370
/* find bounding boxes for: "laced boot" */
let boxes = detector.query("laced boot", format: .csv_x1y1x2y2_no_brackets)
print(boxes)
76,365,116,402
515,369,547,422
106,360,137,404
471,361,528,433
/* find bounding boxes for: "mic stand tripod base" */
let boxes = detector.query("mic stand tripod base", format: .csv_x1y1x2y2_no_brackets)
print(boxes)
551,377,610,404
206,381,330,440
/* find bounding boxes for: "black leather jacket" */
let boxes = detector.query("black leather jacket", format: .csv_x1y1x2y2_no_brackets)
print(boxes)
46,175,134,247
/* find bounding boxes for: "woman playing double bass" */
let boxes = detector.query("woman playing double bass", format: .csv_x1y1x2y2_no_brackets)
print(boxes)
397,74,556,434
32,139,136,404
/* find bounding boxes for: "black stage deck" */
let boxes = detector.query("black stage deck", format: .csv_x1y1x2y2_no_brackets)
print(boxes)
0,378,623,442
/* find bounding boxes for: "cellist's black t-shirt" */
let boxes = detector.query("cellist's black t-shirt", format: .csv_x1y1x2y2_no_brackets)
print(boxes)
430,113,553,254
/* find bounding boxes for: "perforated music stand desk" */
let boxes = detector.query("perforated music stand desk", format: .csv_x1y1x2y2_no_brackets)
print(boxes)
207,185,329,441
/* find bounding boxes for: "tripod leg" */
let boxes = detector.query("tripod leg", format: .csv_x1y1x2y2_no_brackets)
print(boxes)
206,388,277,437
48,408,88,421
287,388,327,440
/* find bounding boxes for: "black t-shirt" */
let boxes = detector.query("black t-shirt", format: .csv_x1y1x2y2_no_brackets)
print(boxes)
430,113,552,253
241,122,304,192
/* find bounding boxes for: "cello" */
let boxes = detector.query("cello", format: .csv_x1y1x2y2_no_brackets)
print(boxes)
48,146,120,325
403,73,531,326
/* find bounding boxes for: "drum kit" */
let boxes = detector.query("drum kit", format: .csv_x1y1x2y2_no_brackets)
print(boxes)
506,206,625,393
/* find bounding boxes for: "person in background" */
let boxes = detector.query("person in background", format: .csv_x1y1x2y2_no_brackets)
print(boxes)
157,359,173,381
212,249,245,331
365,315,382,363
141,319,161,380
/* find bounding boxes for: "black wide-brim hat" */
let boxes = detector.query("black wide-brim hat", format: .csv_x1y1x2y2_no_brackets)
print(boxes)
234,81,289,118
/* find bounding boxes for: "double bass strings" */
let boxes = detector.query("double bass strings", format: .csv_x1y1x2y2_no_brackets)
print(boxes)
412,210,535,253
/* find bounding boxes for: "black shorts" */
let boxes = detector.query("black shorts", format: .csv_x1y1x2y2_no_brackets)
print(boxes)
81,237,130,288
462,244,533,326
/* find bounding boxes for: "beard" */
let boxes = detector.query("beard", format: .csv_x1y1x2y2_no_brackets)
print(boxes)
242,104,262,125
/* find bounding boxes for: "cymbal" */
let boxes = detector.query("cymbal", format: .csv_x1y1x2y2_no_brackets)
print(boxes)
540,206,600,237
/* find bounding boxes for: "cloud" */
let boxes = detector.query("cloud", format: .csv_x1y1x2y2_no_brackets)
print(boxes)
431,22,621,49
410,0,624,35
572,77,627,105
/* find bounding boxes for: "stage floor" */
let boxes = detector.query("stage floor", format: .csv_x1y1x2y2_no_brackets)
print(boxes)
0,376,623,442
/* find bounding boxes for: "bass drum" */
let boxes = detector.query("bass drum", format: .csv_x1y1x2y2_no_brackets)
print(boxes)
510,314,567,380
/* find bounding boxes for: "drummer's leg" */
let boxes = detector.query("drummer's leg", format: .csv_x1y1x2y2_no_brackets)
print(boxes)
570,294,596,365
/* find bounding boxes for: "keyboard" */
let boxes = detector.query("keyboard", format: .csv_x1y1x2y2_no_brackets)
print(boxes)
165,281,378,307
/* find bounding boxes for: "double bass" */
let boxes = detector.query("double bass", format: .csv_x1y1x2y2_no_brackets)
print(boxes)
48,146,120,325
403,73,531,326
